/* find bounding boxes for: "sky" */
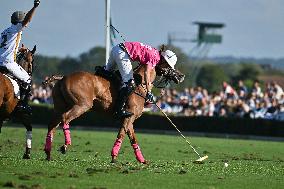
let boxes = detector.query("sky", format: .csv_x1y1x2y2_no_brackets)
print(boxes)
1,0,284,59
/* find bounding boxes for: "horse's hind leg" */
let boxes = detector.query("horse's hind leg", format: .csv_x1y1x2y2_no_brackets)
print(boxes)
111,127,127,163
59,122,71,154
59,103,92,152
44,113,62,160
62,104,92,125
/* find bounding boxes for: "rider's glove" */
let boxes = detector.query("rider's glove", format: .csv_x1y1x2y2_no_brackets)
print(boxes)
34,0,40,7
146,92,154,102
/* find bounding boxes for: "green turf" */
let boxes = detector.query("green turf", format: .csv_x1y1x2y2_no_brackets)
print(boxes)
0,127,283,189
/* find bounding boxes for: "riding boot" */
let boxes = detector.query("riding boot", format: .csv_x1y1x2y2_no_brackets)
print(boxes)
114,81,135,118
16,82,32,115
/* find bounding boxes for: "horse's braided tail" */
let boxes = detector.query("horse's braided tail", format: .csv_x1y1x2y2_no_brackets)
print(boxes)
42,75,64,87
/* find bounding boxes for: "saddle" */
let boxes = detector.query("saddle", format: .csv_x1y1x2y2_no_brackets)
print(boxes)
0,66,24,86
94,66,142,86
0,66,23,99
0,66,11,76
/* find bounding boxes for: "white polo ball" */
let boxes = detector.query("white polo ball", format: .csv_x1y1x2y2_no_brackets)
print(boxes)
224,163,229,167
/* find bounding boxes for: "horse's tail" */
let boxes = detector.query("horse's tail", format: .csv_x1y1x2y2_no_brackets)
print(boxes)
42,75,64,87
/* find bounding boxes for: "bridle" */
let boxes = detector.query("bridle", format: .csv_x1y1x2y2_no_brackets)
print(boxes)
16,49,35,76
134,65,185,101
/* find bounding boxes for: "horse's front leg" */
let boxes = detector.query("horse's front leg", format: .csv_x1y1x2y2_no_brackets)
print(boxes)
59,123,72,154
21,116,32,159
126,123,147,164
23,128,32,159
111,127,126,163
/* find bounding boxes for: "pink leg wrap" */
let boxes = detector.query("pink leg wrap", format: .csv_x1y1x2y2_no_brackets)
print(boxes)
63,123,71,145
111,138,122,157
132,143,145,163
44,131,53,152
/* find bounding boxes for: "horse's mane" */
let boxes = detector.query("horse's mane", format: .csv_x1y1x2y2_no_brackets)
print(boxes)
16,49,31,73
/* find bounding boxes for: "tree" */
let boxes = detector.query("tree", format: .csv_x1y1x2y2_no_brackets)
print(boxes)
33,55,61,83
235,63,263,81
79,46,106,71
196,64,229,93
57,57,80,75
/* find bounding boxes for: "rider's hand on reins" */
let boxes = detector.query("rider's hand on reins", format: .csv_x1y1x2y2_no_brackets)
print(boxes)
146,92,154,103
34,0,40,7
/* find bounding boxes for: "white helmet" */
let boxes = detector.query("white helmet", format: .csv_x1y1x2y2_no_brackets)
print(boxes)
161,50,177,69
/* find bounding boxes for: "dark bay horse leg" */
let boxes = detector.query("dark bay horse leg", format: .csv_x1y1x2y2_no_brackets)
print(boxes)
18,114,32,159
111,127,127,163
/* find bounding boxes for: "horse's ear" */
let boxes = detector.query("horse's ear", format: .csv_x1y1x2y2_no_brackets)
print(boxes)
19,44,26,52
159,44,167,52
31,45,37,54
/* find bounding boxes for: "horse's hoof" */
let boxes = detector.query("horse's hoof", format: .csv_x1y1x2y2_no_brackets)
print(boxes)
142,160,149,165
111,156,118,163
22,153,31,159
44,149,51,160
59,145,67,154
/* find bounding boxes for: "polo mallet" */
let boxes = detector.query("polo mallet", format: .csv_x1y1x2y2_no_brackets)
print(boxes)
153,103,208,163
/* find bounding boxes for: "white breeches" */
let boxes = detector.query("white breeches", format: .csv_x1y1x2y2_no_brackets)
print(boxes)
106,45,133,84
4,61,31,83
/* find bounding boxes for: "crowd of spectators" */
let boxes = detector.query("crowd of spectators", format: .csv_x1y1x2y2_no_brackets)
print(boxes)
30,83,53,104
30,80,284,121
146,80,284,121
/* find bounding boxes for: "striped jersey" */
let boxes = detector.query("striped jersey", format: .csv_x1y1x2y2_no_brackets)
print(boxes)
0,23,23,65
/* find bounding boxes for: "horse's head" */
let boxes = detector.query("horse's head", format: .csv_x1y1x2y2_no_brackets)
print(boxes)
134,63,185,89
17,44,36,75
155,66,185,86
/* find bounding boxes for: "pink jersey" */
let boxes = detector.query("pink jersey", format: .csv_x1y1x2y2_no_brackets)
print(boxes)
124,42,160,68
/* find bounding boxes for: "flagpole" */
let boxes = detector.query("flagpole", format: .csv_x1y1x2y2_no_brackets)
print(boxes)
105,0,111,63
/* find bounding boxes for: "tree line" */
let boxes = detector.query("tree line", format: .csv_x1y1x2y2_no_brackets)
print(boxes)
33,45,277,92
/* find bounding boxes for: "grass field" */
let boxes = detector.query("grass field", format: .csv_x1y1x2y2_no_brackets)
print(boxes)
0,127,283,189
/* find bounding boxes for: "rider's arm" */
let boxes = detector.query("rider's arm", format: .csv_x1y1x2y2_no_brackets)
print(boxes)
22,1,40,28
144,63,153,92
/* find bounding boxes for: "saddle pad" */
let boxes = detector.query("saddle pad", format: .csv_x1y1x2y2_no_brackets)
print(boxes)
3,74,20,99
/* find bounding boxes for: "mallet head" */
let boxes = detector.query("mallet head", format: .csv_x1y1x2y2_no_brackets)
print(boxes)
193,155,208,164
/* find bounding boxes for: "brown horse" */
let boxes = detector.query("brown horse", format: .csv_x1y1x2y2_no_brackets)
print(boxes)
44,64,184,163
0,45,36,159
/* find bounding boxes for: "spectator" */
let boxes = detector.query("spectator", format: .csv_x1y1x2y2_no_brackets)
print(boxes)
237,80,248,95
272,81,284,100
252,81,263,97
223,81,237,99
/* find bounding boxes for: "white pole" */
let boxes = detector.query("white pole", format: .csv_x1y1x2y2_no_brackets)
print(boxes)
105,0,111,63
